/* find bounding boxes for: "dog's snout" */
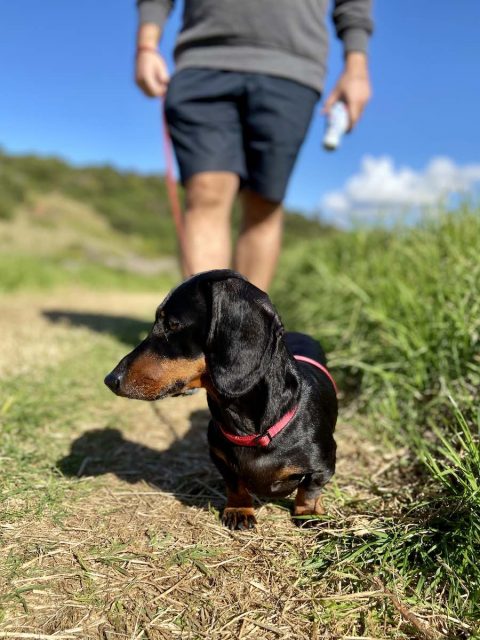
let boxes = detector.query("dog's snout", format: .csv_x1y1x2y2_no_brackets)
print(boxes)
104,371,122,393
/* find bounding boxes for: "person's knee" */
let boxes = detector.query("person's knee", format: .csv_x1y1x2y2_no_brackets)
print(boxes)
241,189,283,225
186,172,238,213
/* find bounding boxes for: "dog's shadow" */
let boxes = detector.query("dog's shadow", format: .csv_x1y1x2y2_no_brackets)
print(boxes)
48,310,226,510
57,408,227,511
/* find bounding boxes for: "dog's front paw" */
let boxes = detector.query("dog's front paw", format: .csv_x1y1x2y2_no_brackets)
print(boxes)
222,507,257,530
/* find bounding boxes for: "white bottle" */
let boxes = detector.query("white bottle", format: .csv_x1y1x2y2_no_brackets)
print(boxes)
323,101,349,151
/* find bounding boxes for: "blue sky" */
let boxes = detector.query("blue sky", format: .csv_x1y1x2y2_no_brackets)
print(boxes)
1,1,479,218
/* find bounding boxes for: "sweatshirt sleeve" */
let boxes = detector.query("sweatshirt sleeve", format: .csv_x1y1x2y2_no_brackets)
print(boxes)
332,0,374,55
137,0,174,29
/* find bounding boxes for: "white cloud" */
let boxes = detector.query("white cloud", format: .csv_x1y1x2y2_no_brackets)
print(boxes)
321,156,480,218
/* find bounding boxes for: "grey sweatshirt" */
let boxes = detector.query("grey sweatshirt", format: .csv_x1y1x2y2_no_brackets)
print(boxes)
137,0,373,92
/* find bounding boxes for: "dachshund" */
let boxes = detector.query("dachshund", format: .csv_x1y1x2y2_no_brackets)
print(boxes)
105,270,337,530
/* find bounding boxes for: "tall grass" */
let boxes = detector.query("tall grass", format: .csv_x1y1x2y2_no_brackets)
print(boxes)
273,206,480,632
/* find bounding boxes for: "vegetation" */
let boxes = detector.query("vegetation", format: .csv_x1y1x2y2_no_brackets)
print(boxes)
0,149,330,259
272,206,480,636
0,150,174,254
0,151,478,637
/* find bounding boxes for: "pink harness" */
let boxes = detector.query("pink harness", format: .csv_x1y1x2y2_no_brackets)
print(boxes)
216,355,337,448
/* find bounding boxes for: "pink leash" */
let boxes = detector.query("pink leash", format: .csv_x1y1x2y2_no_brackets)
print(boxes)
161,104,193,277
216,355,337,447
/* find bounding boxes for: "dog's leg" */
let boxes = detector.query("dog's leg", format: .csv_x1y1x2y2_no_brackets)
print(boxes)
210,448,256,530
223,482,256,530
293,472,328,526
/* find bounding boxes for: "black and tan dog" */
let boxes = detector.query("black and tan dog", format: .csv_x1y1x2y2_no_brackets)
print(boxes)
105,270,337,529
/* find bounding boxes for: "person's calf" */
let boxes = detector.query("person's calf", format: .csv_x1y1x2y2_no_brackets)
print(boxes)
235,189,284,291
182,172,239,276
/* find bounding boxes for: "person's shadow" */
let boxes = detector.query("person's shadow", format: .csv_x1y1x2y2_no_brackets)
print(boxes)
57,408,226,511
43,310,151,346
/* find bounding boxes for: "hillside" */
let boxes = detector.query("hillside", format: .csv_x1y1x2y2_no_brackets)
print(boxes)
0,149,331,259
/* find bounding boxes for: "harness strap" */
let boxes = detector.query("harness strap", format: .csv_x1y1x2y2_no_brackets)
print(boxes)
216,405,298,448
216,355,337,447
293,355,338,394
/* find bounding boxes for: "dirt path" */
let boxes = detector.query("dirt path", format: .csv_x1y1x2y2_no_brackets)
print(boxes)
0,290,387,640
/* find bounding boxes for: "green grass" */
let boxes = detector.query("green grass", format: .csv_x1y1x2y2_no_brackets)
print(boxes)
0,252,175,294
0,341,125,526
272,206,480,635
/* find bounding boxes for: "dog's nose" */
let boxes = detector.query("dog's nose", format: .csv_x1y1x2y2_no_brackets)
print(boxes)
104,372,121,392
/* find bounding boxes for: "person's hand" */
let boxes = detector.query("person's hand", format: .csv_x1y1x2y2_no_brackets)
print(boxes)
323,52,371,131
135,50,170,98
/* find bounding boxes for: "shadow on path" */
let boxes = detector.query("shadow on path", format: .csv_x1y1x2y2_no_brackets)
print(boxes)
43,310,151,346
57,408,227,511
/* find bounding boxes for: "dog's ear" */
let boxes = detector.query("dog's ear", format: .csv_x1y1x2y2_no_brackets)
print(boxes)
205,277,284,398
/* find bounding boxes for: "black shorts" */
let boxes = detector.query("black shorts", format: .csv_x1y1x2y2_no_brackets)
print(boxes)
164,68,319,203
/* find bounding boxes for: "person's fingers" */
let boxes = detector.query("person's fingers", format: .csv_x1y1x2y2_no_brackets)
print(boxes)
154,65,170,97
137,68,163,97
347,103,358,130
139,79,157,97
321,87,340,114
148,75,165,97
136,70,156,97
135,54,169,97
139,76,162,97
347,100,365,130
135,62,152,96
156,60,170,85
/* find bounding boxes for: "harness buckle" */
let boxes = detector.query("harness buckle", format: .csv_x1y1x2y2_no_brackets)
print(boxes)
254,432,272,446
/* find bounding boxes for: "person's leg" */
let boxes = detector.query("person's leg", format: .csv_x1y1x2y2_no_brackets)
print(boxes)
239,75,319,290
234,190,283,292
164,70,246,276
182,171,239,276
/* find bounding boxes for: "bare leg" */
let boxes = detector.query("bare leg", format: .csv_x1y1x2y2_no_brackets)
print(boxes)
234,189,283,292
182,172,240,276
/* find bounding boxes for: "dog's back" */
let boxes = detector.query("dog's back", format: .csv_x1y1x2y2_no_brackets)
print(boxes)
285,331,327,366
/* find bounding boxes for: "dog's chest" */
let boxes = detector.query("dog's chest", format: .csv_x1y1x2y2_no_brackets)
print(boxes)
234,451,305,498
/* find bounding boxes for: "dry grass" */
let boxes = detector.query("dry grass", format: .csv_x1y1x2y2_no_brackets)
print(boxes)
1,397,390,640
0,290,464,640
0,290,159,379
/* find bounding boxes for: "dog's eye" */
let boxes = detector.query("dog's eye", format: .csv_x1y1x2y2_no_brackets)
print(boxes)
165,318,181,332
288,473,306,483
